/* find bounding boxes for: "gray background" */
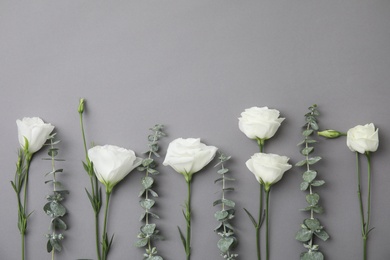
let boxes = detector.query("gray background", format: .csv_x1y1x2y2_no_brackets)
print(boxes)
1,0,389,259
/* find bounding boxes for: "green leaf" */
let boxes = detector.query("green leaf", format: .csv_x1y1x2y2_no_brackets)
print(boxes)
213,199,222,207
303,130,314,137
311,180,325,187
134,238,149,248
314,230,329,241
310,121,319,131
295,159,307,167
142,158,154,167
303,170,317,183
217,168,229,174
53,218,67,230
307,157,321,165
300,181,309,191
141,224,156,235
306,193,320,207
223,187,235,192
214,210,229,221
295,228,312,242
217,237,235,253
148,189,159,198
214,177,224,184
304,218,320,230
50,201,66,217
312,206,324,214
222,199,235,208
47,240,53,253
142,176,154,189
244,208,258,228
140,199,155,210
301,147,314,156
301,251,324,260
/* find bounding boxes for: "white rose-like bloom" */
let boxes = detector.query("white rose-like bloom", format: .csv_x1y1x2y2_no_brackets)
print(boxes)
16,117,55,154
163,138,218,182
246,153,292,191
239,106,285,140
88,145,142,193
347,123,379,154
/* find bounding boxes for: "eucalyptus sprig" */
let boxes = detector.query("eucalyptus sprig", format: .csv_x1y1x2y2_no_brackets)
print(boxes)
213,153,238,260
295,105,329,260
42,133,68,259
135,124,166,260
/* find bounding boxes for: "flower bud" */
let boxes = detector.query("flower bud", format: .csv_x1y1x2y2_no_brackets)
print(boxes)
78,98,85,114
317,129,346,139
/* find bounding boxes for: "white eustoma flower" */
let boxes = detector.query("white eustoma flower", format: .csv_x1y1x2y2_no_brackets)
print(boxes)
16,117,55,154
246,153,292,191
239,106,285,141
347,123,379,154
88,145,142,193
163,138,218,182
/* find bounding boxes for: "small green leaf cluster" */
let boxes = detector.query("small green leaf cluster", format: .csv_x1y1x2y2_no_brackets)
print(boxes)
43,133,68,254
214,153,238,260
295,105,329,260
136,124,166,260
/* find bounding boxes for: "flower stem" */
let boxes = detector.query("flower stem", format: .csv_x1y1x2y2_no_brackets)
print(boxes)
186,180,192,260
21,152,32,260
102,190,111,260
265,188,271,260
256,183,263,260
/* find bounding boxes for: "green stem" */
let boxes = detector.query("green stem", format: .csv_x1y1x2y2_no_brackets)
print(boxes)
265,188,271,260
256,139,265,260
356,153,365,237
256,183,263,260
364,152,372,260
21,152,32,260
80,110,102,260
186,180,192,260
102,190,111,260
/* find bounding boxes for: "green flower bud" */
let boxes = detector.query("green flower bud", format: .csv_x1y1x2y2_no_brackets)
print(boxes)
78,98,85,114
317,129,346,139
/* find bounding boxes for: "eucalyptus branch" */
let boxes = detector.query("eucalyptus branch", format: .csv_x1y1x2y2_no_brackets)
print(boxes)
295,105,329,260
43,133,68,259
213,153,238,260
135,124,166,260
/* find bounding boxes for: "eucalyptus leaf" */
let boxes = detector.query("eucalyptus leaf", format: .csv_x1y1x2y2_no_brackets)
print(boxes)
295,159,307,167
217,237,235,253
142,176,154,189
141,224,156,235
50,201,66,217
222,199,235,208
135,238,149,248
214,210,229,221
301,251,324,260
304,218,320,231
301,147,314,156
140,199,155,210
303,129,314,137
311,180,325,187
295,228,313,242
300,181,309,191
303,170,317,183
306,193,320,207
53,218,67,230
307,156,321,165
314,230,329,241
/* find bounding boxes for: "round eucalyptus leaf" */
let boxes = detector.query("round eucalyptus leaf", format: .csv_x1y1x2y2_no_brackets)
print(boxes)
142,176,154,189
217,237,235,253
214,210,229,221
50,201,66,217
304,218,320,231
141,223,156,235
303,170,317,183
140,199,155,210
301,251,324,260
295,228,312,242
306,193,320,206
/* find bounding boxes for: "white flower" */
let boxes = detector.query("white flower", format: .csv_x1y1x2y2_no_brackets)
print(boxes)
238,106,285,140
16,117,55,154
163,138,218,182
347,123,379,154
246,153,292,191
88,145,142,193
